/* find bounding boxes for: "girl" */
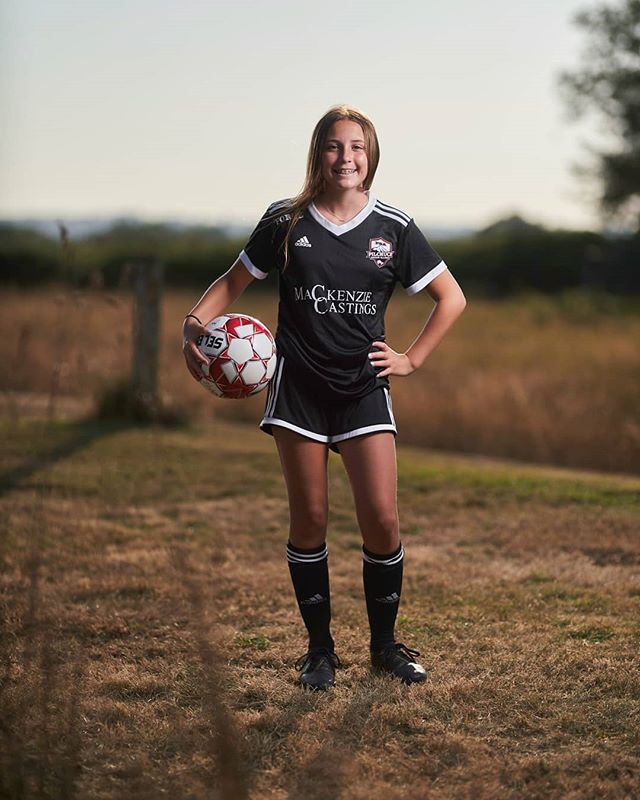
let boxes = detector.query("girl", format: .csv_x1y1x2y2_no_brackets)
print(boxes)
182,105,466,690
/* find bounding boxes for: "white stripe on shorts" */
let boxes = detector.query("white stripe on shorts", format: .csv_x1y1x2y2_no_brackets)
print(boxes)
329,423,397,445
383,388,396,427
266,357,284,418
261,417,331,443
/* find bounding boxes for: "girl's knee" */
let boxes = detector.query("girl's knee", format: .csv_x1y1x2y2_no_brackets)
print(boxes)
362,507,399,552
289,503,328,547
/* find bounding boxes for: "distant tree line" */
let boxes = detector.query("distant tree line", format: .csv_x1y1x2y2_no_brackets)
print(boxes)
558,0,640,231
1,216,638,295
437,216,640,295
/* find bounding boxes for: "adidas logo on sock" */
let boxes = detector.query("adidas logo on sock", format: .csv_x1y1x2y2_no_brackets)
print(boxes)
376,592,400,604
294,235,312,247
300,593,326,605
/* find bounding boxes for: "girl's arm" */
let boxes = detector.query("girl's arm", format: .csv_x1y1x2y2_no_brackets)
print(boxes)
369,269,466,378
182,259,255,381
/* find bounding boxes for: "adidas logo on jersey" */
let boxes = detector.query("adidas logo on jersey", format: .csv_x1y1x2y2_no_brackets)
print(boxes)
294,235,312,247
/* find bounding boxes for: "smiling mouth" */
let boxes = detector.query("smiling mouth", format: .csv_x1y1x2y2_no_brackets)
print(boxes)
334,169,356,175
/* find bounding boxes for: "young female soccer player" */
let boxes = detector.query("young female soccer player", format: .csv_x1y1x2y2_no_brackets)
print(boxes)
182,105,466,690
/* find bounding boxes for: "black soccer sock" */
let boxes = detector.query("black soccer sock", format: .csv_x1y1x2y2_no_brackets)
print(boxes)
363,542,404,652
287,541,334,652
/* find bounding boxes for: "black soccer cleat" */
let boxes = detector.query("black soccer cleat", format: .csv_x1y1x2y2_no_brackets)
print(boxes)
294,647,341,691
371,642,427,684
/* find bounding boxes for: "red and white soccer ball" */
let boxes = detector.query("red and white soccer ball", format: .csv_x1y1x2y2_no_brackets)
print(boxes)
197,313,277,399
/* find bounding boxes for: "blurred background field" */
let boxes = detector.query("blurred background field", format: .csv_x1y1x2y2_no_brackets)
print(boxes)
1,281,638,474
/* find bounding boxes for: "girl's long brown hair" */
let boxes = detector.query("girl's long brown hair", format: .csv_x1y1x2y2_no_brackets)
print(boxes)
278,104,380,268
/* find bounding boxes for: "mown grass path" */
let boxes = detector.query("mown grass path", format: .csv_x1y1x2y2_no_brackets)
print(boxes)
1,419,639,799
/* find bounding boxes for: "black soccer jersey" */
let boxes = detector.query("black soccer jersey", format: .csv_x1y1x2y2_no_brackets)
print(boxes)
239,193,448,397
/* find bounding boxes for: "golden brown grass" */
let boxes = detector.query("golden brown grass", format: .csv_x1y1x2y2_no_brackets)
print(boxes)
0,286,638,473
1,416,639,799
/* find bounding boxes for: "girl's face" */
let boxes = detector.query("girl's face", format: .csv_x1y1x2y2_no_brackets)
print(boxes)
320,119,369,194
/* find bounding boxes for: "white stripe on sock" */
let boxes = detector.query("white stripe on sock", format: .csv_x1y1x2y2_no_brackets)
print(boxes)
287,544,328,564
362,545,404,566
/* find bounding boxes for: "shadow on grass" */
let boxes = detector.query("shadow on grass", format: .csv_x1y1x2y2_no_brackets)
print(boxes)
0,517,86,800
0,419,134,499
170,546,250,800
284,688,377,800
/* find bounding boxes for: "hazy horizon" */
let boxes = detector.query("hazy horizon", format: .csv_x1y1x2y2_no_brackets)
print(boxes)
1,0,607,232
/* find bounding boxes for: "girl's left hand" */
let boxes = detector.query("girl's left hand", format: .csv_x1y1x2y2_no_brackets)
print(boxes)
368,341,415,378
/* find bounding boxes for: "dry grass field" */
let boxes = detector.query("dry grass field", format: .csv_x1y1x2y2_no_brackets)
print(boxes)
1,415,639,799
0,286,638,473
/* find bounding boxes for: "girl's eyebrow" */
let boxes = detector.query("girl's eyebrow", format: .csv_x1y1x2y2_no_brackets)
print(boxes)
326,138,366,144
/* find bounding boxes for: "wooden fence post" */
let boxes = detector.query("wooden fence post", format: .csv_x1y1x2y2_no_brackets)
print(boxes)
131,258,164,415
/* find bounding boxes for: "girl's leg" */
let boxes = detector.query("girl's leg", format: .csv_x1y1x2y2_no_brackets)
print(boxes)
338,431,399,554
273,426,329,548
339,432,403,651
339,432,403,648
272,427,335,653
339,432,426,682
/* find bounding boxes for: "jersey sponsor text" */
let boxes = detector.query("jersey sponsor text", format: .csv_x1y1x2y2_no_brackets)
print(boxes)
294,284,377,316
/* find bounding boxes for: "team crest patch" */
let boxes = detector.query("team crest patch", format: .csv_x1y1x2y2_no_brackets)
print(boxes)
367,237,394,268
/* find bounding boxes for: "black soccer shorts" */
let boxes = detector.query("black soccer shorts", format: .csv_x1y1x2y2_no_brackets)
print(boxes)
260,356,397,451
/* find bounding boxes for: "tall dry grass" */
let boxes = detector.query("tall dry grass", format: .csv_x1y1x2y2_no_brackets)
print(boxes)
0,286,638,473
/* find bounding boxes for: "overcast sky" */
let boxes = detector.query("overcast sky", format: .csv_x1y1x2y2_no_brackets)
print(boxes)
1,0,605,231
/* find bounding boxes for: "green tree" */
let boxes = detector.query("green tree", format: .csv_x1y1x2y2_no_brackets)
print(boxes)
559,0,640,230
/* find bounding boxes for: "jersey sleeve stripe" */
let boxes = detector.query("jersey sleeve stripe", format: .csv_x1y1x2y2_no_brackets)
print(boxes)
239,249,269,280
405,260,448,295
267,198,290,214
373,204,410,227
374,199,411,223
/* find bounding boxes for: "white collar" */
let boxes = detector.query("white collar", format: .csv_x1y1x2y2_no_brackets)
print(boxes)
309,193,377,236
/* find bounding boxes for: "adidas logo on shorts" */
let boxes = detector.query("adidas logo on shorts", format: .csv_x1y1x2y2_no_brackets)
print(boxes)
294,235,312,247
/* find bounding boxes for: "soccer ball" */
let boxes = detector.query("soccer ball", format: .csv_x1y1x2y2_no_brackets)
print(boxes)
196,313,277,399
